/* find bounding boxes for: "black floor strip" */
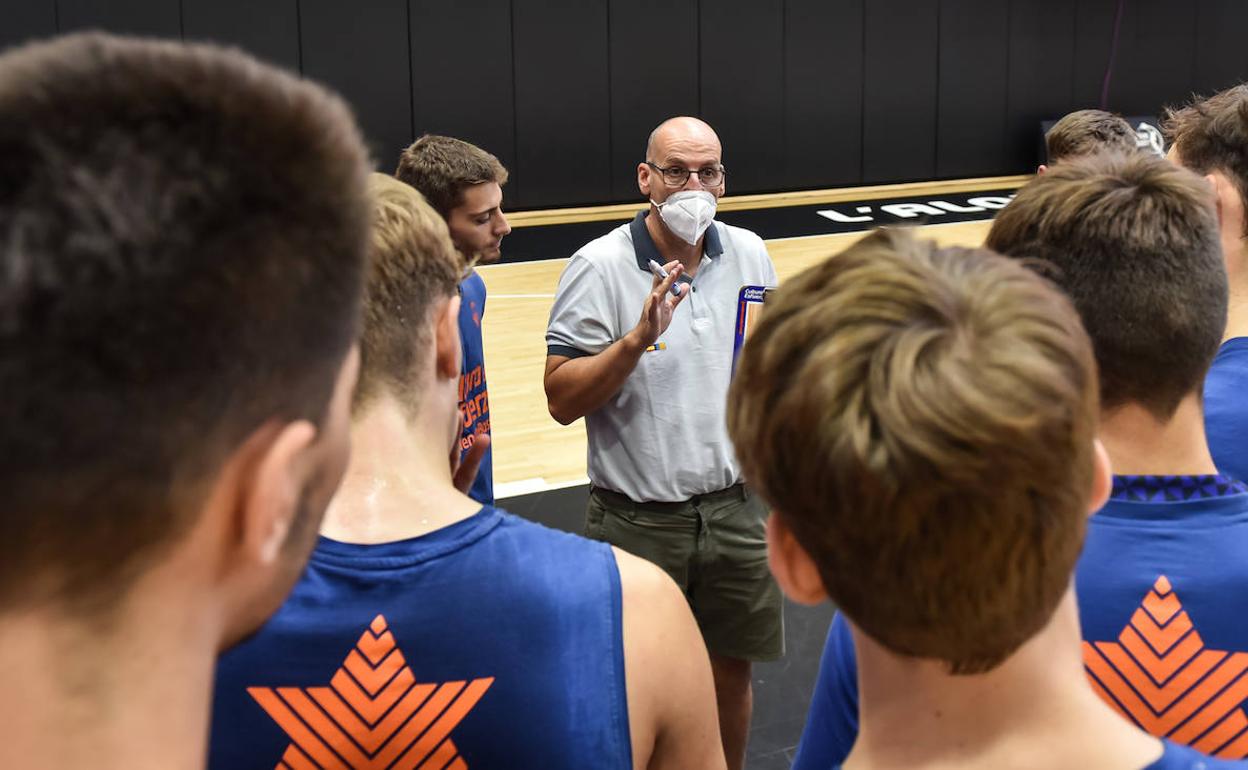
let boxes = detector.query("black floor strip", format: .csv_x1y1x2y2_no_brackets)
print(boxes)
502,187,1017,263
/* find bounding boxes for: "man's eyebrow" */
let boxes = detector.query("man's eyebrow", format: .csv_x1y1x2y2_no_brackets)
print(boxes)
663,156,719,168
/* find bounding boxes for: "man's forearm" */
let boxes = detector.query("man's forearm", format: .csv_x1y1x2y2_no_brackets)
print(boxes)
545,331,647,424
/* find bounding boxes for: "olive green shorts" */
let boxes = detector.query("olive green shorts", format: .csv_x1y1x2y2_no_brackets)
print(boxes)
585,484,785,662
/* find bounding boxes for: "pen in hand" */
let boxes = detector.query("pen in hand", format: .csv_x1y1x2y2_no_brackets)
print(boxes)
648,259,684,297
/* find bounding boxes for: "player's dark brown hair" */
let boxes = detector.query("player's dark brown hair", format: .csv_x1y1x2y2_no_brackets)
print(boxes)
1165,84,1248,235
987,152,1224,419
728,229,1098,674
356,174,464,416
1045,109,1137,164
0,33,371,612
395,135,508,219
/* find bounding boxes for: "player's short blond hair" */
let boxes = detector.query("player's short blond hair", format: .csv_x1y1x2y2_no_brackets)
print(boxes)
728,228,1099,674
356,173,465,416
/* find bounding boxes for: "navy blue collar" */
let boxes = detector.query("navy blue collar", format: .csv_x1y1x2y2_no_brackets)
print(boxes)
313,506,499,567
629,210,723,275
1110,474,1248,502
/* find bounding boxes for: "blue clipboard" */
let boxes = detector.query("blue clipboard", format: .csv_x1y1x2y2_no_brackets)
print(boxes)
733,284,776,371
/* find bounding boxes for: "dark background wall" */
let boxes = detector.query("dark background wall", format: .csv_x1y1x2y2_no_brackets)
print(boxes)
3,0,1247,209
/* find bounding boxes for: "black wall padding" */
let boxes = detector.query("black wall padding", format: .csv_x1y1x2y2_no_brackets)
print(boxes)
3,0,1248,209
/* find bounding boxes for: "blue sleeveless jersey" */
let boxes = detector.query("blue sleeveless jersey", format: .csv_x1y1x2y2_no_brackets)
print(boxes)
1206,338,1248,485
209,507,631,769
827,741,1248,769
459,271,493,505
794,476,1248,769
1149,740,1248,768
828,738,1238,768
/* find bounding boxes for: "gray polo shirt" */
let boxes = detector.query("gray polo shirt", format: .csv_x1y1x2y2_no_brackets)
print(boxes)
546,212,777,502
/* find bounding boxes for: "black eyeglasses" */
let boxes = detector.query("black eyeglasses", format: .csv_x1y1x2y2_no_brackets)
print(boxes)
645,161,726,188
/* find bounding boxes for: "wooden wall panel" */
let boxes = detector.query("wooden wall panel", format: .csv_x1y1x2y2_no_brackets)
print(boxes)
937,0,1009,177
608,0,698,202
863,0,938,182
300,0,412,169
700,0,785,193
409,0,516,202
6,0,1248,205
182,0,299,71
784,0,864,188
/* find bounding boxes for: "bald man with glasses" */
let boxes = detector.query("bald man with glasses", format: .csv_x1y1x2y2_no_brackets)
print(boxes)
544,116,781,770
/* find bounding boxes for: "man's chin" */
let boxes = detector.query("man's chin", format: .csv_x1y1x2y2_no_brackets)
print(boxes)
478,248,503,265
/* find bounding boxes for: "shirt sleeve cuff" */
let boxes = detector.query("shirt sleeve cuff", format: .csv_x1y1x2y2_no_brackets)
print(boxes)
547,344,592,359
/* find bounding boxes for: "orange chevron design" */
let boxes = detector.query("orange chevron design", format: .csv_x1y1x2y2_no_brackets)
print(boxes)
1084,575,1248,759
248,614,494,770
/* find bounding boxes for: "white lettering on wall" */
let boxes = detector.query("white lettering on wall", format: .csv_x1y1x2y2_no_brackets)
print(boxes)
928,200,985,213
817,207,874,223
879,203,946,218
965,196,1014,209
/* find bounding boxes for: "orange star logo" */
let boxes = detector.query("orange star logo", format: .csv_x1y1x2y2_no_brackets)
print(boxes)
1084,576,1248,758
247,614,494,769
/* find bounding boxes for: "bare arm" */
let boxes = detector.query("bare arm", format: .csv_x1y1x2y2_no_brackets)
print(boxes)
614,547,726,770
544,341,644,425
544,261,687,425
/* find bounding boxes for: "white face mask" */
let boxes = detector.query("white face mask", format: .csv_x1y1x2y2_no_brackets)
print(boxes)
650,190,717,245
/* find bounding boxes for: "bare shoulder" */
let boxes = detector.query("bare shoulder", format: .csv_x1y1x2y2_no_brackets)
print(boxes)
612,547,712,645
611,547,725,770
612,547,693,649
612,547,681,601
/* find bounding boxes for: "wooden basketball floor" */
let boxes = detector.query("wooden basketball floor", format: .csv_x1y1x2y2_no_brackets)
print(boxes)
479,175,1029,500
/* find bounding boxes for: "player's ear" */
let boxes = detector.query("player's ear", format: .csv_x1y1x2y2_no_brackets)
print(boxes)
434,294,461,381
240,420,319,565
1206,173,1228,227
638,161,653,198
1086,438,1112,517
766,511,827,605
